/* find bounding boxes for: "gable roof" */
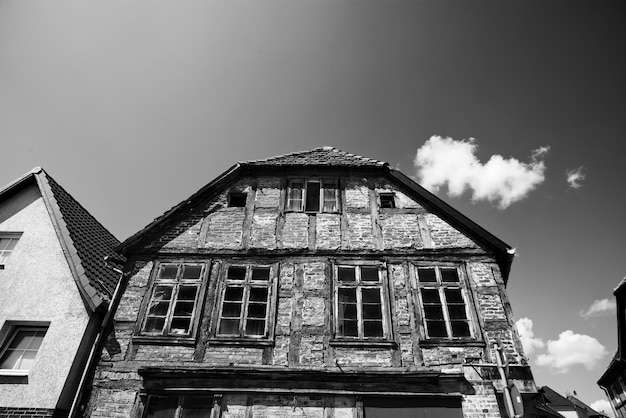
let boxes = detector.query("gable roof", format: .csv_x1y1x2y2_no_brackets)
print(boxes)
242,146,388,168
117,147,514,282
0,167,123,312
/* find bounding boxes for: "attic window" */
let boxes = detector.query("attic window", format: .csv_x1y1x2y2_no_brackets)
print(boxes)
0,233,21,269
228,192,247,207
379,193,395,209
287,179,338,213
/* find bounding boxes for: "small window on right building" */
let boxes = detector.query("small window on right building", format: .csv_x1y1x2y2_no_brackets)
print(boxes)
415,265,474,339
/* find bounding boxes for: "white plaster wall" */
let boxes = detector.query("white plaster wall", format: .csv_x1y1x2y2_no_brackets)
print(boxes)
0,184,90,408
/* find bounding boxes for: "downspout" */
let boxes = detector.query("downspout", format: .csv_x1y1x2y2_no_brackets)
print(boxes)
68,256,129,418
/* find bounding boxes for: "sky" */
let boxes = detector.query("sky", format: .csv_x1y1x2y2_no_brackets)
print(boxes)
1,0,625,413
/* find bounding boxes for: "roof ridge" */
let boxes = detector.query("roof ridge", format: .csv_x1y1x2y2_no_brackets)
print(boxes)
240,147,388,167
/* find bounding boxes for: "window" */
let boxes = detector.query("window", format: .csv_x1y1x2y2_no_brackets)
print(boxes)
214,264,278,340
287,179,338,213
378,193,395,209
140,263,206,338
415,265,473,339
333,264,391,341
144,395,214,418
0,234,20,267
228,192,247,207
0,326,47,374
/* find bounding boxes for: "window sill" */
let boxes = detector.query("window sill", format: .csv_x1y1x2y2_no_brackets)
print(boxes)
419,339,485,348
330,339,397,348
0,370,28,384
208,337,274,347
132,335,197,346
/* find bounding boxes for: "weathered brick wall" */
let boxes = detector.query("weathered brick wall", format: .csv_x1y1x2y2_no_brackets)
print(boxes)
0,407,60,418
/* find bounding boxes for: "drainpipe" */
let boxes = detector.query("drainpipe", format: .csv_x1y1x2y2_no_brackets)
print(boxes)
68,256,129,418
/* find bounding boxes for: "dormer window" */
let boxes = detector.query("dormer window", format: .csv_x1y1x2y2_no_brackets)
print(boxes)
287,179,338,213
228,192,247,207
378,193,395,209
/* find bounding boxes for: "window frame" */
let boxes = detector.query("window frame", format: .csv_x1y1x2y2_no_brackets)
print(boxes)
0,324,48,376
228,191,248,208
378,193,396,209
135,261,209,345
210,262,279,345
143,393,220,418
286,178,339,213
412,263,479,342
0,232,22,269
331,261,394,345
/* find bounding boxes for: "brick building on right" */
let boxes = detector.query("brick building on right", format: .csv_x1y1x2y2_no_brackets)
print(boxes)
598,278,626,418
83,147,541,417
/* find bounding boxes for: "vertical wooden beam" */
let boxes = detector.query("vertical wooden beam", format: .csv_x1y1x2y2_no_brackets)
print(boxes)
340,182,350,250
276,177,287,249
355,397,364,418
323,396,334,418
210,394,223,418
194,260,222,361
368,180,383,250
308,214,317,250
323,260,334,367
241,180,258,249
289,264,304,367
406,262,424,366
417,214,433,248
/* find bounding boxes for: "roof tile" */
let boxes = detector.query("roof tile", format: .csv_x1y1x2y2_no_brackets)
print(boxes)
242,147,388,168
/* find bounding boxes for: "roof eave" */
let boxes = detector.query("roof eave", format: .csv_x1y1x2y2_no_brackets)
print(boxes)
116,163,242,254
387,168,514,284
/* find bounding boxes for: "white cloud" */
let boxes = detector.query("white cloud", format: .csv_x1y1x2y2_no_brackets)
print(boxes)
566,166,586,189
515,317,545,356
580,298,617,319
590,399,615,418
414,136,549,209
536,330,607,373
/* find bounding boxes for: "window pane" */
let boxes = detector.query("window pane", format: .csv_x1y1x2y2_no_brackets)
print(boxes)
8,331,34,349
170,318,192,334
227,267,246,281
249,287,268,302
305,181,321,212
420,289,440,304
4,238,17,251
361,267,379,282
338,267,356,282
447,305,467,320
144,317,166,333
364,321,383,337
363,303,383,320
441,268,460,282
362,288,381,304
245,319,266,336
221,302,242,317
418,268,437,282
451,321,471,337
0,350,21,369
27,332,45,350
173,301,195,316
339,303,357,321
146,396,178,418
218,318,240,335
288,182,304,211
248,303,267,318
0,238,10,251
178,286,198,301
379,195,395,209
229,193,247,208
224,287,244,301
148,300,170,316
18,350,37,370
444,289,463,304
153,286,173,301
251,267,270,281
424,305,444,320
181,397,213,418
427,321,448,338
339,320,358,337
160,265,179,281
338,288,357,304
182,265,202,280
322,186,337,212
